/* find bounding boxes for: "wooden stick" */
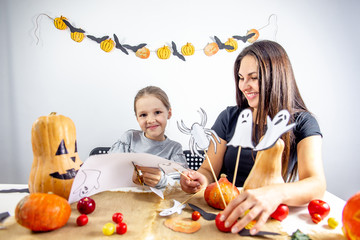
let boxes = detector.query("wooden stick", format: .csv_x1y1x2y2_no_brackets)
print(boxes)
180,188,205,206
204,149,227,208
231,146,242,198
173,168,193,181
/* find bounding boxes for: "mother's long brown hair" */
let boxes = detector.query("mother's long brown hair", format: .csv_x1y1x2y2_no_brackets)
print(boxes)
234,40,308,181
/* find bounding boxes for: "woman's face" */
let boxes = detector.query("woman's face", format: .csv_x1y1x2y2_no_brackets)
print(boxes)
238,55,260,110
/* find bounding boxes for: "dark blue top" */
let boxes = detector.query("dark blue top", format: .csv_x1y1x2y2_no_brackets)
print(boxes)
212,106,322,187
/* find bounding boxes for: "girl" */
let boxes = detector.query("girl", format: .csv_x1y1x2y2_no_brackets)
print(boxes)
180,40,326,234
109,86,188,188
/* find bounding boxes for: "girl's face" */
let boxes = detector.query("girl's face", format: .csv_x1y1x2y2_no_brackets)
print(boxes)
238,55,260,110
135,94,172,141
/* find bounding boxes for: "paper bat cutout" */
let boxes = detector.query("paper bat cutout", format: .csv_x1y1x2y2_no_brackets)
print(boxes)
87,35,109,43
254,109,296,151
214,36,234,50
232,33,255,43
62,19,85,33
159,199,185,216
113,34,129,55
123,43,147,52
227,108,254,149
177,108,220,157
171,41,185,61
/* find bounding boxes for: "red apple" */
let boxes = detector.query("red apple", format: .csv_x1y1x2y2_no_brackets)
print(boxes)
308,199,330,224
270,204,289,221
77,197,96,214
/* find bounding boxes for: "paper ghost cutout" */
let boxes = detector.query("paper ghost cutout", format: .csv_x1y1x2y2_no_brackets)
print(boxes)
177,108,220,157
227,108,254,149
72,169,101,198
159,199,186,216
254,109,296,151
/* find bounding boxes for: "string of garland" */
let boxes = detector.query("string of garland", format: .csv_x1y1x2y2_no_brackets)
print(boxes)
38,14,263,61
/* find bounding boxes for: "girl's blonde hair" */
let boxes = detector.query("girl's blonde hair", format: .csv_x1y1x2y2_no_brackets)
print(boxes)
134,86,171,114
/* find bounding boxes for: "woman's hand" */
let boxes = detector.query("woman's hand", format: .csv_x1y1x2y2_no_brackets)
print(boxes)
180,170,207,193
135,166,162,187
220,186,282,235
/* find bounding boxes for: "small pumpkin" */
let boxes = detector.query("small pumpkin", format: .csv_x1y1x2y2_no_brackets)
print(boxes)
135,46,150,59
157,45,171,59
225,38,238,52
246,29,259,43
15,193,71,232
204,174,239,210
204,42,219,56
71,32,85,43
29,112,83,200
181,43,195,56
342,192,360,240
54,16,67,30
100,38,115,52
243,138,285,190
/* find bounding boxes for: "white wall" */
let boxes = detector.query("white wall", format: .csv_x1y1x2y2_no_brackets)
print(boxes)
1,0,359,201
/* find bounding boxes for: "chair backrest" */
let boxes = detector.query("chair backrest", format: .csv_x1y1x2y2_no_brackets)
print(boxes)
88,147,205,170
183,150,204,170
89,147,111,156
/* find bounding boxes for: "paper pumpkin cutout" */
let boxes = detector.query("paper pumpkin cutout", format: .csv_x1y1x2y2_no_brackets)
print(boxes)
157,45,171,59
246,29,260,43
164,217,201,233
204,42,219,56
177,108,220,157
100,38,115,52
181,43,195,56
254,109,295,151
159,200,186,216
225,38,238,52
135,46,150,59
62,19,85,43
53,16,67,30
227,108,254,149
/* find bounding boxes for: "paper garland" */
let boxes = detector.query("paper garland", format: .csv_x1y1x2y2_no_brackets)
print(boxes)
34,13,277,61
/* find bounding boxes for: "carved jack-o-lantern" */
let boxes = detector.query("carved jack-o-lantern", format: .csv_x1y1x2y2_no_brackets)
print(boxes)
71,32,85,43
157,45,171,59
54,16,68,30
225,38,238,52
204,42,219,56
100,38,115,52
28,112,83,200
181,43,195,56
136,46,150,59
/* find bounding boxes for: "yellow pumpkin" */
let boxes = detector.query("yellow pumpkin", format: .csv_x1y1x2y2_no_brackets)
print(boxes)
247,29,259,43
135,46,150,59
204,42,219,56
157,45,171,59
29,112,83,200
181,43,195,56
71,32,85,43
225,38,238,52
100,38,115,52
54,16,68,30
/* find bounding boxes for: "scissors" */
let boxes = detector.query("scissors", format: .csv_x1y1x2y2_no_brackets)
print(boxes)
132,161,144,185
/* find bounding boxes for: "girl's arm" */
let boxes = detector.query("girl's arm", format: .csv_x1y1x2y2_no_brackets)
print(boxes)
221,135,326,235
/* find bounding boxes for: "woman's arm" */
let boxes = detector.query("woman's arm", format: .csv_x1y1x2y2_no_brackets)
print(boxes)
220,135,326,235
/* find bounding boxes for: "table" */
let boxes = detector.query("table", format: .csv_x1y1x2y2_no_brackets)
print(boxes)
0,184,346,236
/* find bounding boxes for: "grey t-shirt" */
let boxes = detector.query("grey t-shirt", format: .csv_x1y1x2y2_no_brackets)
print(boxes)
109,129,188,188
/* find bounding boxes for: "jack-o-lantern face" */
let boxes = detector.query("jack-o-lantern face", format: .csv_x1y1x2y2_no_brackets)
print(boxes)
29,112,83,200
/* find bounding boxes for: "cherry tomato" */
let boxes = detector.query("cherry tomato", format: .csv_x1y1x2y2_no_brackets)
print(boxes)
215,213,237,232
308,199,330,224
112,212,124,223
76,214,88,226
116,222,127,235
327,217,338,229
77,197,96,214
192,211,201,221
102,222,115,236
270,204,289,221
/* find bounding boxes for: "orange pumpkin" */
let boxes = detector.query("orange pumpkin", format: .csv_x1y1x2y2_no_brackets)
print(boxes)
100,38,115,52
136,46,150,59
29,112,83,200
247,29,259,43
15,193,71,232
157,45,171,59
204,42,219,56
71,32,85,43
54,16,67,30
342,192,360,239
181,43,195,56
204,174,239,209
225,38,238,52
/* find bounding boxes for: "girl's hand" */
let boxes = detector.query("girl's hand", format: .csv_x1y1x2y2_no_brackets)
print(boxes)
220,187,282,235
180,170,207,193
136,166,162,187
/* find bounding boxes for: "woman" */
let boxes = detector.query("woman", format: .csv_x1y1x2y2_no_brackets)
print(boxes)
180,40,326,235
